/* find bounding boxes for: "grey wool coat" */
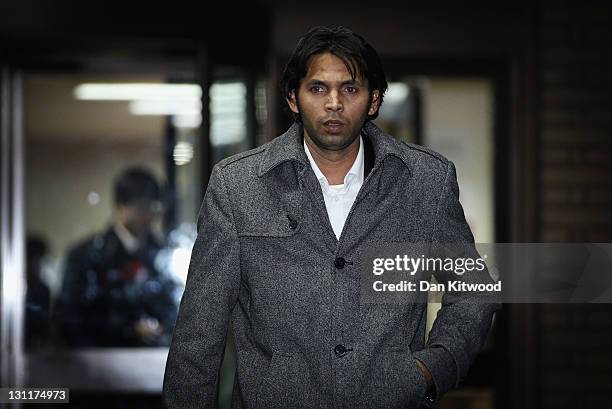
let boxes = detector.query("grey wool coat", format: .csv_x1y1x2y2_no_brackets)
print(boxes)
163,121,500,409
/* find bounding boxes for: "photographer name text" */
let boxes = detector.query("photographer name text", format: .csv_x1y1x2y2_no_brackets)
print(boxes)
372,280,502,292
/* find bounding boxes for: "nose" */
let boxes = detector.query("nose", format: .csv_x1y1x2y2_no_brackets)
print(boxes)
325,89,343,112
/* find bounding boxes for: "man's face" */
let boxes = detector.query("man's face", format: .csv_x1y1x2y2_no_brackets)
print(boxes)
117,200,161,237
287,52,380,152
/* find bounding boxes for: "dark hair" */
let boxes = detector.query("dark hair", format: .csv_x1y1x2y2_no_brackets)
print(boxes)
280,26,388,122
114,168,160,206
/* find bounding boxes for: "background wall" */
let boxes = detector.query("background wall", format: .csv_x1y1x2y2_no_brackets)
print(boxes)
536,3,612,408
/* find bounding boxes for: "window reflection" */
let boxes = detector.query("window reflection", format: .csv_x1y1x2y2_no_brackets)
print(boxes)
210,76,251,164
53,168,178,347
24,75,202,349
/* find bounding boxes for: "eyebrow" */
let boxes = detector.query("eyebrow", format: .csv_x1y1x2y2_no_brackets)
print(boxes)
305,78,363,87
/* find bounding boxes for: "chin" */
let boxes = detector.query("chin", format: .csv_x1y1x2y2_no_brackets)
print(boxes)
315,135,351,150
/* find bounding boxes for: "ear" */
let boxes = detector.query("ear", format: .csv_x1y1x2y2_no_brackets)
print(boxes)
368,90,381,116
287,90,300,114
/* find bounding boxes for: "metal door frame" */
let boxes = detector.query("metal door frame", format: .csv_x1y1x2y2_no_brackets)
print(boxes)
1,65,26,407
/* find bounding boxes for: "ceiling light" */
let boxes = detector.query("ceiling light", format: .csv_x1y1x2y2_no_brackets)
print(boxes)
74,83,202,101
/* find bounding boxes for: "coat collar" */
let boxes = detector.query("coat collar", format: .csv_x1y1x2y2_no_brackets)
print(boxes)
257,121,412,177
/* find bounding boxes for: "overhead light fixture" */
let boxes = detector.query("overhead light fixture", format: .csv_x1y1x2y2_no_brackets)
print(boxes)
74,83,203,128
129,100,202,116
74,83,202,101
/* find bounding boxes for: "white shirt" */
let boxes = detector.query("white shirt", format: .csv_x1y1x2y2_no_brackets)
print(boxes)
304,136,365,240
113,221,140,254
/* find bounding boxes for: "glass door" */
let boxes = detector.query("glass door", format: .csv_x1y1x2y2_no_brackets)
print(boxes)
13,46,206,408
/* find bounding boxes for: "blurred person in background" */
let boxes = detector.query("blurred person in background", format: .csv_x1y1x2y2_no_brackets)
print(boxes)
54,168,178,347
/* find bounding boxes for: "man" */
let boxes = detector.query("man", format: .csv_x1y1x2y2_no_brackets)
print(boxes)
164,27,500,408
55,168,178,347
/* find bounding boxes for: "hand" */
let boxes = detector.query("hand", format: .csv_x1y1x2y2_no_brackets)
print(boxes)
134,317,162,341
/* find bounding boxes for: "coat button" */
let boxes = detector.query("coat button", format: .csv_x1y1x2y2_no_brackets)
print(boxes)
334,344,347,357
334,257,346,269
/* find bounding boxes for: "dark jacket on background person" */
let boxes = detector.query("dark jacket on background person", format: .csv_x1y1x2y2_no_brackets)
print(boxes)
25,274,51,348
163,121,500,409
55,227,178,347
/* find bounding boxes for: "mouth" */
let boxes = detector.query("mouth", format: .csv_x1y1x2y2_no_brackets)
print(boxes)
323,120,345,134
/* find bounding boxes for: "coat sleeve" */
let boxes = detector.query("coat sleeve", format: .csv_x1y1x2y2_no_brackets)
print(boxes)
163,164,241,409
412,161,501,407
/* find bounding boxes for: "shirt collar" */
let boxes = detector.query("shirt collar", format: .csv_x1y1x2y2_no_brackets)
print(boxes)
303,135,364,189
112,221,140,254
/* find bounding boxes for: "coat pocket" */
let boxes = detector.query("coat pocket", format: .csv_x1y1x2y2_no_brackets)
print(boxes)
255,351,309,409
360,346,427,409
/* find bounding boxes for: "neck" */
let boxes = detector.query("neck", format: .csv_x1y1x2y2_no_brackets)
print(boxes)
304,134,360,185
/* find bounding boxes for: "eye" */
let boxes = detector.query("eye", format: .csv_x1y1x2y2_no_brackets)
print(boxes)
310,85,325,93
344,86,358,93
